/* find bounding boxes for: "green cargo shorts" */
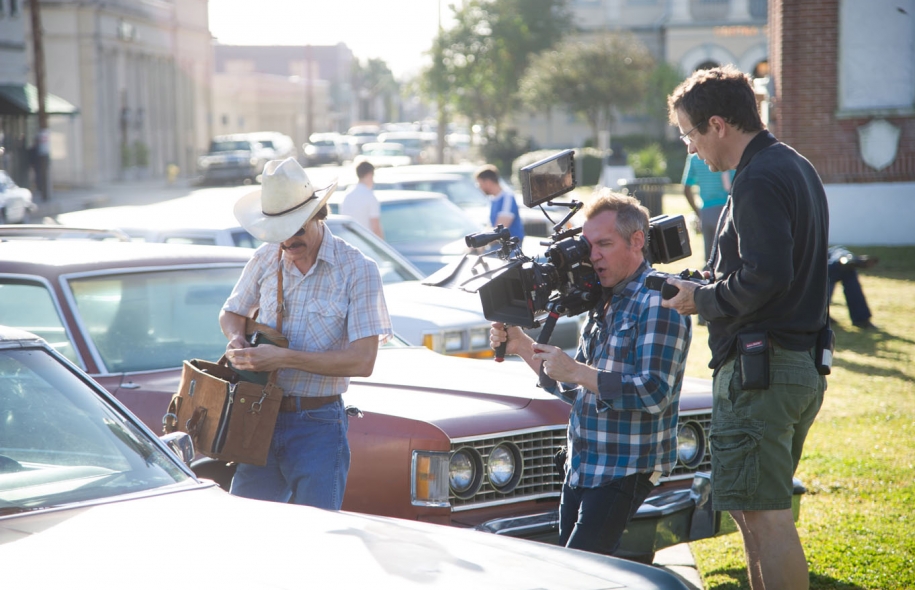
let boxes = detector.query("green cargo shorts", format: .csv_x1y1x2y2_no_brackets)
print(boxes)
710,342,825,511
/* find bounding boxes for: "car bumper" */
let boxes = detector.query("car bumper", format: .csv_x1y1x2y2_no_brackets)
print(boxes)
200,166,256,182
474,473,806,558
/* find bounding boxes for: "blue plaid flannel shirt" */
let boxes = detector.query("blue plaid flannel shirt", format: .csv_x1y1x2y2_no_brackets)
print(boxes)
550,262,692,488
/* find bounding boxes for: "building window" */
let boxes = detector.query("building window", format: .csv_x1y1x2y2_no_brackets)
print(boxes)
11,0,19,17
749,0,767,19
221,115,229,126
839,0,915,113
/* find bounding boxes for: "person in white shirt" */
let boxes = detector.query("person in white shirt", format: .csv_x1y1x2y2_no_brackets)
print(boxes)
340,160,384,239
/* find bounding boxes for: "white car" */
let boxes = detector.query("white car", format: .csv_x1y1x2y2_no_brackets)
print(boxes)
357,142,413,168
0,170,35,224
55,193,530,357
0,325,694,590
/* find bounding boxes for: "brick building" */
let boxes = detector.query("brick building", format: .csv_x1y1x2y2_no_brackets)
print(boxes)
769,0,915,245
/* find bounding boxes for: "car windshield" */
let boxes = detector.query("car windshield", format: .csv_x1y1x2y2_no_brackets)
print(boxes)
68,267,242,373
209,141,250,153
0,346,190,515
377,178,490,209
328,221,423,283
381,199,482,244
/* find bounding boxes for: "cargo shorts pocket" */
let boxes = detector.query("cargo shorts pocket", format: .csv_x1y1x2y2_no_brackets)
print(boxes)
709,419,765,499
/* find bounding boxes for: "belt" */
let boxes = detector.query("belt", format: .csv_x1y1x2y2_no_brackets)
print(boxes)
279,395,341,413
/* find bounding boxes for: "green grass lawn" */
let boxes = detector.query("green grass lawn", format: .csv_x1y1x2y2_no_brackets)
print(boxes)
655,193,915,589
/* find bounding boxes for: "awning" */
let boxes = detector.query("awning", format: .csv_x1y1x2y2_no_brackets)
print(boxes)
0,83,79,116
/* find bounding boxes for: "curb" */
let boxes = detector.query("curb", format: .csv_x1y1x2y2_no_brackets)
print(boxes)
653,544,704,590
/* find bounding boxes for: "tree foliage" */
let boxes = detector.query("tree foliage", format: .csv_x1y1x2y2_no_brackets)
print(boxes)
423,0,574,138
351,58,397,121
519,32,655,143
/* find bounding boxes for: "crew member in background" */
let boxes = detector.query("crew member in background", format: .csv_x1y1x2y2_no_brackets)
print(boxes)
475,164,524,241
341,160,384,239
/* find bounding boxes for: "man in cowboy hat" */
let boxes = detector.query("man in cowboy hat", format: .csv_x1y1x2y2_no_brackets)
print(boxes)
220,157,392,509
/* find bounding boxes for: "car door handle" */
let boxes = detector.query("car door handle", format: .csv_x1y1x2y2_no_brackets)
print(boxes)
120,382,141,390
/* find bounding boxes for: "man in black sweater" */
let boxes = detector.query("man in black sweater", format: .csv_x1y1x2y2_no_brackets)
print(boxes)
663,65,829,590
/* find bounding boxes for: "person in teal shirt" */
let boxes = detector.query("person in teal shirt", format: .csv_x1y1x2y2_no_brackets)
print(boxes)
682,153,735,267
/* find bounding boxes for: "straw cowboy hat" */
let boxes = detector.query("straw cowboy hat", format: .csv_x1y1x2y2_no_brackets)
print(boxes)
234,158,337,243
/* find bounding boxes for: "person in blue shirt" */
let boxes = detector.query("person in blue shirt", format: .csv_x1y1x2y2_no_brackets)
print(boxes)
682,153,734,266
490,190,691,555
475,164,525,241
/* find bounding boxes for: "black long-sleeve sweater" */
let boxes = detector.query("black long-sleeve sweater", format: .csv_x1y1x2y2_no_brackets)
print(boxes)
694,131,830,370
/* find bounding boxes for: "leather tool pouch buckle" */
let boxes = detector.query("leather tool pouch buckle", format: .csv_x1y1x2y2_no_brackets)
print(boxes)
737,332,770,390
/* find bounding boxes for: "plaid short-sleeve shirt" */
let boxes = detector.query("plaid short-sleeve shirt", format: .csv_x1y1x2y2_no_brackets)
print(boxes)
223,224,392,397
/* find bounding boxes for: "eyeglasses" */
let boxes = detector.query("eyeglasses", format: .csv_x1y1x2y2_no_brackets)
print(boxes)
679,120,706,145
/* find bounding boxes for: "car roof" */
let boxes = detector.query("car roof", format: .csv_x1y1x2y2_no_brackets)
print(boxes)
0,324,45,345
331,189,446,205
0,240,252,275
0,224,131,241
372,171,467,183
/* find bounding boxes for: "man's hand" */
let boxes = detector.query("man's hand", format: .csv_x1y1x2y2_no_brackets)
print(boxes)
490,321,529,357
661,277,701,316
225,343,285,372
531,343,582,384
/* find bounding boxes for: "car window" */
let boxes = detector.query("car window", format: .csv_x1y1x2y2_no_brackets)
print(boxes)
0,347,190,512
0,280,81,367
381,199,482,244
209,141,251,152
68,267,241,373
328,221,423,283
231,230,262,249
163,236,218,246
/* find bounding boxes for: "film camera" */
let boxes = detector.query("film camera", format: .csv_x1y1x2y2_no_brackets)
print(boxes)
425,150,694,386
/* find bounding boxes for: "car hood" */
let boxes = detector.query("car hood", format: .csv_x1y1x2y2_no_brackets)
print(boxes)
383,281,488,329
345,347,555,419
0,485,684,589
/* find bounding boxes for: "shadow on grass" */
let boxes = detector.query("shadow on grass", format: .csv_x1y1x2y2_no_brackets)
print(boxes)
702,567,866,589
831,323,915,381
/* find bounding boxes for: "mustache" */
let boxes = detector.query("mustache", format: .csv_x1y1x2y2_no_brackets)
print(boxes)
280,240,306,251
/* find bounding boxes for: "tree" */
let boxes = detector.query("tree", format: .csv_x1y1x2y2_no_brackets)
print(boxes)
422,0,573,140
351,58,397,122
641,61,685,136
519,32,655,144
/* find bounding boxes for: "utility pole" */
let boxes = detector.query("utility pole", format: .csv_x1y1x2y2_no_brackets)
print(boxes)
29,0,51,201
305,44,314,141
435,0,447,164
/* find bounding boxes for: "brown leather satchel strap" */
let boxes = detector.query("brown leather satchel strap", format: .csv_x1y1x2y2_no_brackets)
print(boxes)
275,246,285,334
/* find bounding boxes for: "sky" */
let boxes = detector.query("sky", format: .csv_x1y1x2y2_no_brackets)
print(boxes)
208,0,453,80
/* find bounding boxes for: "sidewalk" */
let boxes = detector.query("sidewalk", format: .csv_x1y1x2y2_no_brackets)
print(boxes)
654,544,704,590
32,177,197,220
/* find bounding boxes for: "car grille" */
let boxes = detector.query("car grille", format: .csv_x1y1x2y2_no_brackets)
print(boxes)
450,410,714,511
668,410,713,480
451,427,566,512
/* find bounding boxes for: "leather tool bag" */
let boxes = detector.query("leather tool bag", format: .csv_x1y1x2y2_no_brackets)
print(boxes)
163,248,287,466
163,356,283,466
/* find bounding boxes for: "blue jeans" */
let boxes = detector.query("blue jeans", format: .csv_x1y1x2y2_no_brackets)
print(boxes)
230,400,350,509
828,262,871,324
558,472,655,554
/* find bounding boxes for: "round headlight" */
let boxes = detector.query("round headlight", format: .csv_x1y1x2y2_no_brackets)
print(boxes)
487,443,522,493
677,422,705,469
449,448,482,499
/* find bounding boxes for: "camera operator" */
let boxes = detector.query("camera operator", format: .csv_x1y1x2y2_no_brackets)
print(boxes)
490,190,691,555
663,65,828,590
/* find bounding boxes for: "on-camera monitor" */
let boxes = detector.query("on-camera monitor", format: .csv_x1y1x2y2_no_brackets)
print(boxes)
520,149,576,208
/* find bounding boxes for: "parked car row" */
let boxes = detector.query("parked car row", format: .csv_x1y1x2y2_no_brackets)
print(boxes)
0,325,693,589
197,132,295,186
0,232,742,565
0,169,35,224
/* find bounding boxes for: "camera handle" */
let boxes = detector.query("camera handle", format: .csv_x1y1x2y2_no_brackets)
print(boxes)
536,306,563,389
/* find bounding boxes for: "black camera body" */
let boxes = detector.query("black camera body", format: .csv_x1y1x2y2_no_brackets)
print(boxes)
467,151,693,329
645,268,709,300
